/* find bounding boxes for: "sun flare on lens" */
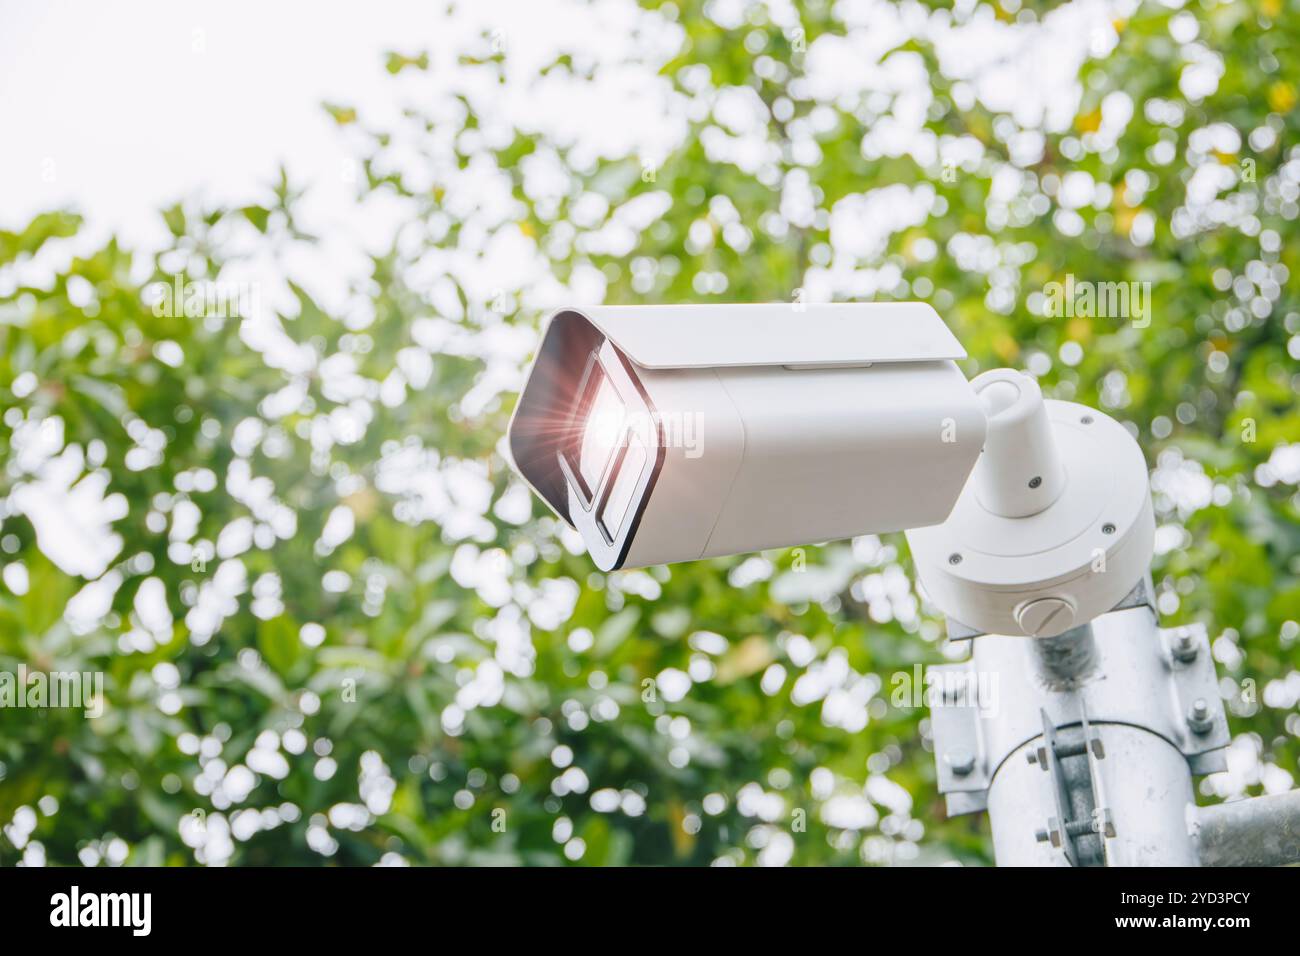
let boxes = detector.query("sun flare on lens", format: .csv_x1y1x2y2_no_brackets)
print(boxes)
575,369,626,495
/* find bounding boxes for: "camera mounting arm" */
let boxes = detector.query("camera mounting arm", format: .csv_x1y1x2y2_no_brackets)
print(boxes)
906,368,1154,639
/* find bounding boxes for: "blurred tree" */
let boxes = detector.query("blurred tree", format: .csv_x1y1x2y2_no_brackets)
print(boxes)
0,0,1297,866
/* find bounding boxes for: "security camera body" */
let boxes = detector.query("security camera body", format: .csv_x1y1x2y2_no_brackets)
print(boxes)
508,304,988,571
509,301,1154,640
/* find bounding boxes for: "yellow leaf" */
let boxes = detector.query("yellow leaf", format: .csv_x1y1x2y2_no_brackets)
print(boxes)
325,104,358,126
993,332,1019,362
1268,82,1296,114
1115,206,1137,235
343,487,379,522
716,635,774,684
668,800,694,858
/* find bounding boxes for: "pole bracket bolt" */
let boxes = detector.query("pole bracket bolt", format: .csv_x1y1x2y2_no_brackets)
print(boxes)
1187,698,1215,735
1172,629,1199,663
944,748,976,777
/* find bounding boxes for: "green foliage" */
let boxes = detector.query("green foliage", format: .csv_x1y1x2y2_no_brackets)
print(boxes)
0,0,1297,867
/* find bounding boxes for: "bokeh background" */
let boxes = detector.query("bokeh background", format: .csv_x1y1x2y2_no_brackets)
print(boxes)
1,0,1297,866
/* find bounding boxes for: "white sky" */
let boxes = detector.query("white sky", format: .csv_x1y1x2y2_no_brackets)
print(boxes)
0,0,653,251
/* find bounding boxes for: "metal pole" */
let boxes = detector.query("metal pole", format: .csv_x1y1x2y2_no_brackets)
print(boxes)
929,588,1234,866
1193,790,1300,867
987,713,1199,866
982,618,1201,865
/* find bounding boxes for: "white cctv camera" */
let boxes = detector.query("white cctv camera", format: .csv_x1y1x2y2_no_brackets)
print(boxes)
508,302,1155,640
508,303,987,570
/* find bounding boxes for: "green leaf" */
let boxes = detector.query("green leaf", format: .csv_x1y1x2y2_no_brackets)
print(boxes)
257,615,302,675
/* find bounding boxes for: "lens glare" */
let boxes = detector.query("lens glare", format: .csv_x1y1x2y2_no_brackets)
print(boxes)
575,367,625,496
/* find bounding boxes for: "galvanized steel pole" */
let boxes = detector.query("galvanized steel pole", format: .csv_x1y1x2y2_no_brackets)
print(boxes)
925,579,1270,866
